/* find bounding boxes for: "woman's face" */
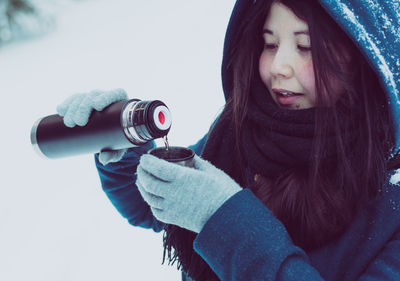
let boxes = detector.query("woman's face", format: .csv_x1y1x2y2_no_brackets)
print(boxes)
259,2,316,110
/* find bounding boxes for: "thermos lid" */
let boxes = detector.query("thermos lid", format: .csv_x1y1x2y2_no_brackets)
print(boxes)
152,105,171,131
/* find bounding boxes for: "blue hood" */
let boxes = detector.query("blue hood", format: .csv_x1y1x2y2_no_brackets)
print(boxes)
221,0,400,150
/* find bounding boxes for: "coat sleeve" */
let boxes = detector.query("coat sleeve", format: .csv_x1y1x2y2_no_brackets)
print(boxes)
357,229,400,280
94,142,165,232
193,189,324,280
193,189,400,281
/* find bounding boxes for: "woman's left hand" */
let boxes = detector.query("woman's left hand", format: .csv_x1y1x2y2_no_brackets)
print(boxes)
136,154,242,233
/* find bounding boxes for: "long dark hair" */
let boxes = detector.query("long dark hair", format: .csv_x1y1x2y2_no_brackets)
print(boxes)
229,0,395,250
162,0,396,280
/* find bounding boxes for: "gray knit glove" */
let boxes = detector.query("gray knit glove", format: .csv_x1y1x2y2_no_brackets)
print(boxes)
136,154,242,233
56,89,128,165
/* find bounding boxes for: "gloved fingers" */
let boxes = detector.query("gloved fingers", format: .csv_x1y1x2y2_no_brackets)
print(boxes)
63,94,86,127
192,155,216,171
137,181,165,209
92,88,128,111
139,154,187,182
98,148,127,165
193,155,232,179
150,206,166,223
57,88,127,127
71,91,101,126
136,165,171,198
56,93,83,117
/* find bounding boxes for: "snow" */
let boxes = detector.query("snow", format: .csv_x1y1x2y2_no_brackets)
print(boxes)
339,2,397,96
0,0,234,280
1,1,399,279
325,0,400,149
390,169,400,185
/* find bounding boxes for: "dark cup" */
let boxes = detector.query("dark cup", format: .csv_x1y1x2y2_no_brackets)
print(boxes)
148,146,195,167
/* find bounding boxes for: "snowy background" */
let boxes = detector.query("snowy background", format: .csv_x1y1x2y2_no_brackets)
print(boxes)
0,0,234,280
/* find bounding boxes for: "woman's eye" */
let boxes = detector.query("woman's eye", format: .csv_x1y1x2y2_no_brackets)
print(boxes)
298,45,312,52
264,43,277,50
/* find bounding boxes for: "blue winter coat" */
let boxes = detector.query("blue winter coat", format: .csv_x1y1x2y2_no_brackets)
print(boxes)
96,139,400,281
95,0,400,280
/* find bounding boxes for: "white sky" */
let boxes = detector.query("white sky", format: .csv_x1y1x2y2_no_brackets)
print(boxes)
0,0,234,280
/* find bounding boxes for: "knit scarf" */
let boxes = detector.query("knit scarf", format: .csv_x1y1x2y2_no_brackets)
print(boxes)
162,78,339,281
203,78,317,183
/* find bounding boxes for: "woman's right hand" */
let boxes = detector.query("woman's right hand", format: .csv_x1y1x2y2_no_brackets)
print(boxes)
57,88,129,165
57,88,128,127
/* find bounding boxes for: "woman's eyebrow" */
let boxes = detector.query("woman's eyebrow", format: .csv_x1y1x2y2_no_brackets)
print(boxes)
262,28,309,35
263,28,274,35
294,30,309,35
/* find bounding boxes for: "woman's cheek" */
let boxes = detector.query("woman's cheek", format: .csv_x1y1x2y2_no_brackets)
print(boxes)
299,59,316,103
259,53,271,87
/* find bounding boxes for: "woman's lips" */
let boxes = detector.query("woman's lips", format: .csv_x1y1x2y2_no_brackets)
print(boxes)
276,94,303,105
272,88,304,106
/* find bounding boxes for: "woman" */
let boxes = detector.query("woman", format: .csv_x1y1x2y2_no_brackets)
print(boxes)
57,0,400,280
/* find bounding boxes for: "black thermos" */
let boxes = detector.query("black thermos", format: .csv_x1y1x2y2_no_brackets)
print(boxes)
30,99,172,158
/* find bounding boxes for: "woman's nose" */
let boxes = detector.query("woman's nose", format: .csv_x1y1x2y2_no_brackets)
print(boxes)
270,49,294,78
